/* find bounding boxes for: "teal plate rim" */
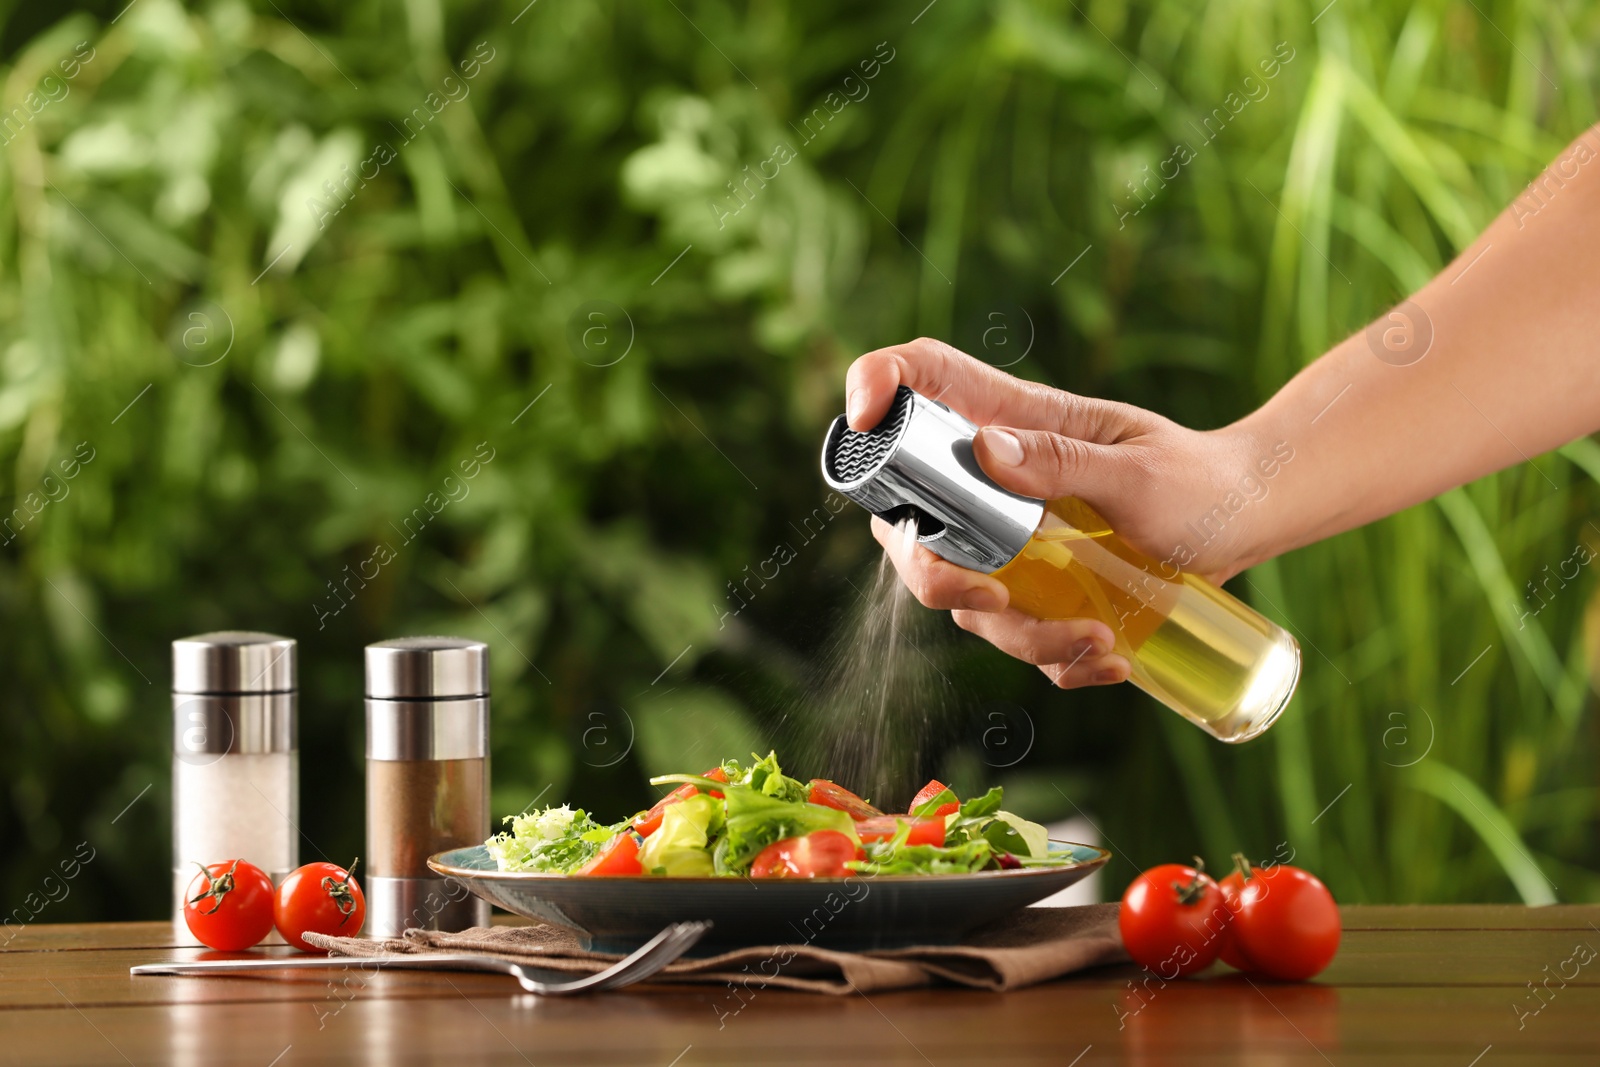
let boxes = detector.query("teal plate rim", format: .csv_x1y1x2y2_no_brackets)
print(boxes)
429,839,1111,882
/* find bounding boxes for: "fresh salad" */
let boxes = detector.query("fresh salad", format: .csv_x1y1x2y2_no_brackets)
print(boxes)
484,751,1067,878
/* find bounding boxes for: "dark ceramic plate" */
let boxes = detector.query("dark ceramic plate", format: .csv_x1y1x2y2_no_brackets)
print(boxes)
429,841,1110,953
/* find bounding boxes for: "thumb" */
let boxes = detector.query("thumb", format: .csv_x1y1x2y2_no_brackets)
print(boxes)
973,425,1127,505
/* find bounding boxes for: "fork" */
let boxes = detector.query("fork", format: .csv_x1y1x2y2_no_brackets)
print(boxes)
130,920,712,995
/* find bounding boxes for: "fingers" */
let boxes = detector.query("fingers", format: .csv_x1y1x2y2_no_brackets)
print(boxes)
949,609,1112,665
874,514,1135,690
1039,654,1132,690
973,424,1129,505
951,608,1130,689
872,515,1009,612
845,338,1127,439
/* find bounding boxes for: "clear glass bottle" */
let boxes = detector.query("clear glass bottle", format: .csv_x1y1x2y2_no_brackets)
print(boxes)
823,387,1300,742
991,497,1300,740
365,636,491,937
171,632,297,940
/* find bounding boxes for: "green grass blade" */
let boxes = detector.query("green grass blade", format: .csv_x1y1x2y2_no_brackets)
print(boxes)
1336,59,1483,245
1434,487,1569,718
1410,761,1557,905
1557,437,1600,486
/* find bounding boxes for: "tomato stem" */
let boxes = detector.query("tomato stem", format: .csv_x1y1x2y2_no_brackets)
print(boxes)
322,857,362,925
1231,851,1256,881
187,859,239,916
1171,856,1211,905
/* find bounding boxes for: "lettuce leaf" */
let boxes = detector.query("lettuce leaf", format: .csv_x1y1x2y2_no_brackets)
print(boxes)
638,792,722,876
499,758,1067,879
716,785,857,874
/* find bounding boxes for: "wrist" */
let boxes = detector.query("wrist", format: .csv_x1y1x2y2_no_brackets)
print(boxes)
1209,408,1297,573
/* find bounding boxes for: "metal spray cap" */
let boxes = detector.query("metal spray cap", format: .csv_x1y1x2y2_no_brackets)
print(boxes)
820,386,1046,573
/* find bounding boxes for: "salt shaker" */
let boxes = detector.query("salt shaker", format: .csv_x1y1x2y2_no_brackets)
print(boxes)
171,632,298,931
365,636,491,936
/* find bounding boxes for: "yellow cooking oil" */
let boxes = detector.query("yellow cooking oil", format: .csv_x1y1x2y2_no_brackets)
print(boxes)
992,498,1299,741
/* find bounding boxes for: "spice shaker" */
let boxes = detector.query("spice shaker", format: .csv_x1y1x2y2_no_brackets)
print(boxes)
171,632,298,930
365,636,491,936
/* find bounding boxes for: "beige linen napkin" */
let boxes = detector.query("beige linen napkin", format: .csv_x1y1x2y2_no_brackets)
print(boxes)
304,903,1125,995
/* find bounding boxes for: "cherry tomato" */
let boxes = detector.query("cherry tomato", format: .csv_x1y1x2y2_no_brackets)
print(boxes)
1220,855,1341,981
633,767,727,837
274,859,367,952
807,779,882,819
909,779,960,817
854,815,946,847
577,832,644,876
1117,859,1231,977
1216,861,1254,970
749,830,862,878
183,859,275,951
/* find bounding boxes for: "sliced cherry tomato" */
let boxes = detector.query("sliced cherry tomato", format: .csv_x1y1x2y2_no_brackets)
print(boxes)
183,859,276,951
274,859,367,952
749,830,862,878
807,779,882,819
632,767,727,837
1117,859,1231,978
854,815,946,847
577,832,644,876
909,779,959,817
1219,855,1341,981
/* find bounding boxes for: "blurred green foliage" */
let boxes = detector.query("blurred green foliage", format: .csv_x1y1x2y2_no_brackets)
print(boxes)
1,0,1597,922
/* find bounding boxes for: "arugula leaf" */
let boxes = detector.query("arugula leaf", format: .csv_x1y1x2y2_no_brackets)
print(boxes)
942,786,1005,847
736,750,809,804
654,751,806,804
958,786,1005,819
850,831,995,875
981,810,1049,859
649,773,729,792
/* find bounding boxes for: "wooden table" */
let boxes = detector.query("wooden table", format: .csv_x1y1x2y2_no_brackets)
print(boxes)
3,906,1597,1065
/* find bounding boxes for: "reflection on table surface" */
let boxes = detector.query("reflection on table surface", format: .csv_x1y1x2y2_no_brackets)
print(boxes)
5,910,1599,1066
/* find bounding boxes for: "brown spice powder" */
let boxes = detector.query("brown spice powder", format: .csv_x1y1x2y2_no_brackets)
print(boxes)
366,757,488,878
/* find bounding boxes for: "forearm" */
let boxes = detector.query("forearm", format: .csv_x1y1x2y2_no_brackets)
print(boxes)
1235,124,1600,563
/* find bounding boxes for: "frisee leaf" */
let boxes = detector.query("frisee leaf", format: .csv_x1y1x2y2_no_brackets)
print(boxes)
485,806,623,873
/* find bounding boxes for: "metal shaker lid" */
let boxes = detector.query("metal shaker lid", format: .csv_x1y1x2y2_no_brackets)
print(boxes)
365,636,489,700
172,631,297,694
821,386,1045,573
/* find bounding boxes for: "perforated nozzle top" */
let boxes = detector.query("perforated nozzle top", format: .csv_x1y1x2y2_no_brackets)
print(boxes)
819,386,1044,573
822,386,915,485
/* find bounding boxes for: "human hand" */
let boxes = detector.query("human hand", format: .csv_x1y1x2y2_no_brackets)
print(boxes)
847,338,1277,690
